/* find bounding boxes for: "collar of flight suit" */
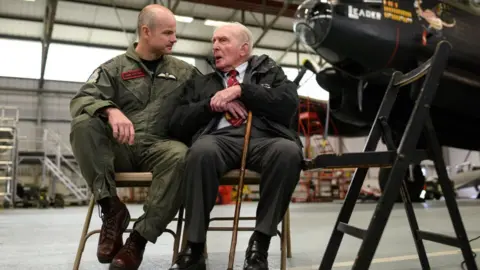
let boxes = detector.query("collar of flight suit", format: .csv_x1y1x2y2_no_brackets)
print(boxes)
125,42,143,63
125,42,173,77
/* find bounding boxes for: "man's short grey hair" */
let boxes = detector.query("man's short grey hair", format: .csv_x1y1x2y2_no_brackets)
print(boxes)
218,22,254,55
137,8,157,34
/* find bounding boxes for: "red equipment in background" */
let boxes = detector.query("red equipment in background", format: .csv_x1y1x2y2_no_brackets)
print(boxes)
294,97,354,202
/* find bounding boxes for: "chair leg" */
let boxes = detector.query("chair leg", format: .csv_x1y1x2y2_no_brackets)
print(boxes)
204,240,208,259
280,214,288,270
172,206,184,263
286,208,292,258
72,195,95,270
180,220,188,251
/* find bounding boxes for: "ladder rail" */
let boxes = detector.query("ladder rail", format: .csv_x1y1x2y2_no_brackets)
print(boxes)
0,106,20,206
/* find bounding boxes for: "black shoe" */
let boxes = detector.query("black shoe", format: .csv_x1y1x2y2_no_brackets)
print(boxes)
243,240,269,270
169,244,206,270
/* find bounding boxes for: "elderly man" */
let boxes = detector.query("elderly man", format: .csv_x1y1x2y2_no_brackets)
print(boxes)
69,4,200,270
168,22,303,270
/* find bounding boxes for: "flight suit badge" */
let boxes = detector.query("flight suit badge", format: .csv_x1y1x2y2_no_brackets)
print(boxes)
121,68,146,80
157,73,177,80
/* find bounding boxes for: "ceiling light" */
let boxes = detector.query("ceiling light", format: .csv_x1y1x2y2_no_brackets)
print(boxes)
175,15,193,23
204,19,229,27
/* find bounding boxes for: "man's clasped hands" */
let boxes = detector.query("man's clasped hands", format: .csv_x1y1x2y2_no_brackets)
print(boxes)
209,84,248,120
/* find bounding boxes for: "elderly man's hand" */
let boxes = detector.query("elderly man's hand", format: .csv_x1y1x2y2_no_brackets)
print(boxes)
210,85,242,112
225,100,247,119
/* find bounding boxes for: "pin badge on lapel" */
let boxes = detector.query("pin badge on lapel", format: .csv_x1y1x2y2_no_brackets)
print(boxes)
260,83,271,88
157,72,177,80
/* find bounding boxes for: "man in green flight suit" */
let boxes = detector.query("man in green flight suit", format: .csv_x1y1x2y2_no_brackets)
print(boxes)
69,4,200,270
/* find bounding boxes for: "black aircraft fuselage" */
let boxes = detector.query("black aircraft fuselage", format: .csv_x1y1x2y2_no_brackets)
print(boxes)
294,0,480,151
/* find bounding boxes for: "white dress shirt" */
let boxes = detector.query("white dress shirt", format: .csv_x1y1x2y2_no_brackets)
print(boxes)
216,61,248,130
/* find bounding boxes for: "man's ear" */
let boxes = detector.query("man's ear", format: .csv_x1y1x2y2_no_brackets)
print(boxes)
240,42,249,56
141,25,150,38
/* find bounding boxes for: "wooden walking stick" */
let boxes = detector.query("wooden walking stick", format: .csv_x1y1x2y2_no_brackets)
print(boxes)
227,111,253,270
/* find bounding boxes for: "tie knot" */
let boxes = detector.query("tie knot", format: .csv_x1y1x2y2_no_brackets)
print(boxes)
228,69,238,77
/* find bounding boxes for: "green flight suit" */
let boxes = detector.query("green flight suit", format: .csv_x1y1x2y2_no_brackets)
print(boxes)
69,43,200,243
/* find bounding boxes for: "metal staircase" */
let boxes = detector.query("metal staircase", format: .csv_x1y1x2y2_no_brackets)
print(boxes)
42,129,89,203
0,106,20,207
43,158,87,201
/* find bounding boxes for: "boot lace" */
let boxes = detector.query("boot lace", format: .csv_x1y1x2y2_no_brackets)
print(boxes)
100,211,118,242
124,237,137,256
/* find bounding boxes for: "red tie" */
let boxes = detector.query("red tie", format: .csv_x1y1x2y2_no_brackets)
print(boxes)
224,70,244,127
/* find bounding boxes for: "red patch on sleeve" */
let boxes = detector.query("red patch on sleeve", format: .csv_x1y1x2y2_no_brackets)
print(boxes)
121,68,146,80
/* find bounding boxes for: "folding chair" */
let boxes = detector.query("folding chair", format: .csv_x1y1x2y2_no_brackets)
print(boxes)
179,112,293,270
72,172,184,270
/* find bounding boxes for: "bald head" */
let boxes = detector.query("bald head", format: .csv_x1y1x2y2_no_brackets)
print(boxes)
137,4,175,35
135,4,177,58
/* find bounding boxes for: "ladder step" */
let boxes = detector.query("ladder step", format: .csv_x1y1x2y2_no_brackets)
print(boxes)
0,139,14,143
0,145,13,150
304,150,429,170
337,222,366,240
0,127,14,132
417,230,461,248
0,176,12,181
0,161,13,165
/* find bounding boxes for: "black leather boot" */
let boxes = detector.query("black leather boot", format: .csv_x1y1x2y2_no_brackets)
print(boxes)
169,242,206,270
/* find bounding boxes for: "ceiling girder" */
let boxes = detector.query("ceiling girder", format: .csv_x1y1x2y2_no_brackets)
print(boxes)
0,14,310,54
39,0,58,90
181,0,298,17
253,0,290,48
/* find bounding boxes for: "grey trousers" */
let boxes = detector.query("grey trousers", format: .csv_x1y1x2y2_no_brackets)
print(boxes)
184,125,303,243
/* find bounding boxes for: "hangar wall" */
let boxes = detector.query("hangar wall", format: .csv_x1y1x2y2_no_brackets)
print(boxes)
1,58,479,191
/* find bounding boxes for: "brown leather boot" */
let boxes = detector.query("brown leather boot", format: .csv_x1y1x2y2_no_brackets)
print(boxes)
97,196,131,264
109,231,147,270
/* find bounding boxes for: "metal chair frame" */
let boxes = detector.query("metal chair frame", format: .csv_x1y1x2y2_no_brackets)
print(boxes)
73,112,294,270
72,172,184,270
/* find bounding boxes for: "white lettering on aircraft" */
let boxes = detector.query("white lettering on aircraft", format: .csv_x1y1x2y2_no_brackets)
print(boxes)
348,5,382,20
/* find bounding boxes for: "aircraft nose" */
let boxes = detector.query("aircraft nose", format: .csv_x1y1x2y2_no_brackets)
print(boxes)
293,0,333,47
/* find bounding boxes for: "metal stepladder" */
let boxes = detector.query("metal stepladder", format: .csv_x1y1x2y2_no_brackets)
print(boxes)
0,106,20,208
303,40,478,269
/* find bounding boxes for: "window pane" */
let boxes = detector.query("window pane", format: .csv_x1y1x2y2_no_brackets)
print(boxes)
44,43,124,82
0,38,42,79
281,67,329,101
282,67,300,82
44,43,198,82
173,56,196,66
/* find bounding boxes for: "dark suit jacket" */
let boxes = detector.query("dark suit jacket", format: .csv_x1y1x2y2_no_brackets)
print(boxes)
168,54,302,148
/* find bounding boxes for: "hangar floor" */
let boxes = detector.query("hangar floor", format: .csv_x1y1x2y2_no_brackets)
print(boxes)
1,200,479,269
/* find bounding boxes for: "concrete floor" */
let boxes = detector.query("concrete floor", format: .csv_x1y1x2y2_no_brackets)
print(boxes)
0,200,479,270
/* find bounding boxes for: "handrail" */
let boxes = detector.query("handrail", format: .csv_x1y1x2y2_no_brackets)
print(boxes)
60,154,83,177
393,41,452,87
394,58,432,87
43,129,74,156
0,106,20,127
